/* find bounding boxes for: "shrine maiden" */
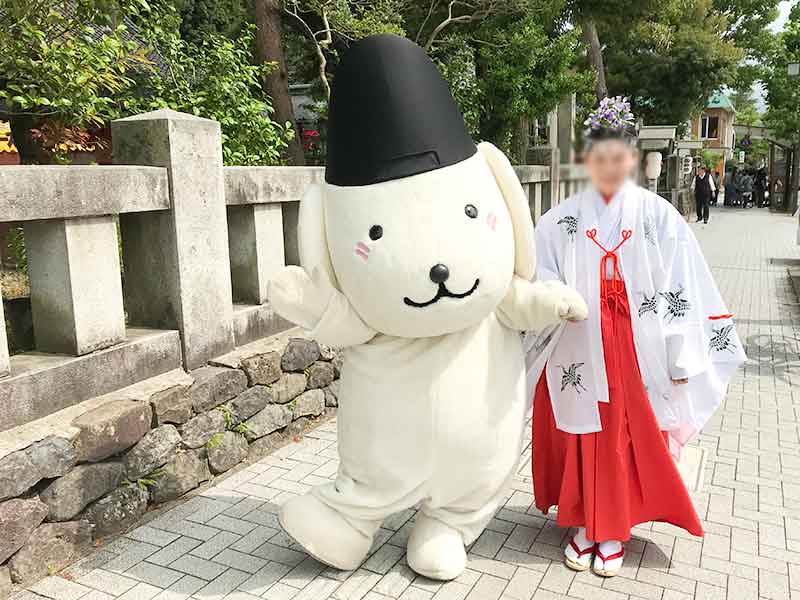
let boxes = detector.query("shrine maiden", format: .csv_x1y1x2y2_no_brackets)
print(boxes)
525,98,745,577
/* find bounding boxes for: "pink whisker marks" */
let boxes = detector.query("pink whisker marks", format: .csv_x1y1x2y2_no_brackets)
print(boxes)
354,242,370,261
487,212,497,232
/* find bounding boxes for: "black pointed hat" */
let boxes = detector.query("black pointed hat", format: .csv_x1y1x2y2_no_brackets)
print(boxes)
325,34,476,187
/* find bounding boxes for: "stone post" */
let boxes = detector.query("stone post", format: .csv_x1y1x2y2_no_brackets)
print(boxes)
546,111,561,205
532,183,543,223
557,94,576,165
24,216,125,355
227,204,285,304
112,109,235,369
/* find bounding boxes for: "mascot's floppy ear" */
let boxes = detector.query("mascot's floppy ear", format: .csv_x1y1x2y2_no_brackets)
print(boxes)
477,142,536,280
297,183,340,290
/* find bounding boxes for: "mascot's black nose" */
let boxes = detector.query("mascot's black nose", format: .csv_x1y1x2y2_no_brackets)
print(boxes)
429,263,450,284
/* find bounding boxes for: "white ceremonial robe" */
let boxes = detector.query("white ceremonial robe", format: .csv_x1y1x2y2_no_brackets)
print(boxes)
524,181,746,443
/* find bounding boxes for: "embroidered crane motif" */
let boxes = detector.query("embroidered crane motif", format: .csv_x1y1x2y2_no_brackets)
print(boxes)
659,286,691,322
643,216,657,245
558,363,587,393
709,324,737,353
638,292,658,317
557,215,578,240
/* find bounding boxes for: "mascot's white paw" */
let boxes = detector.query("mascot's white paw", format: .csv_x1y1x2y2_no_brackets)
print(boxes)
406,514,467,581
279,493,372,570
543,281,589,321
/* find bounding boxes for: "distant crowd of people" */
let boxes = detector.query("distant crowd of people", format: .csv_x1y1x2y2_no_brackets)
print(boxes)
722,166,769,209
692,164,770,225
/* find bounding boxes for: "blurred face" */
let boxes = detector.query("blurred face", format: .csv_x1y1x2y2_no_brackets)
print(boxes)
584,139,637,198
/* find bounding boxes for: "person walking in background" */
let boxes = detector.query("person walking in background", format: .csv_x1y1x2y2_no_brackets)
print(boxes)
724,169,738,206
691,165,715,224
734,170,746,207
775,177,785,208
754,168,767,207
712,170,721,205
740,170,754,208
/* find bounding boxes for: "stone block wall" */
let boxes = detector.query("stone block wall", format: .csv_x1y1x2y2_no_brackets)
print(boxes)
0,335,340,596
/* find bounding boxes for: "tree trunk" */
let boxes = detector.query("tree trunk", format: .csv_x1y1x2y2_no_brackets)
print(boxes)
511,116,530,164
580,17,608,102
253,0,306,165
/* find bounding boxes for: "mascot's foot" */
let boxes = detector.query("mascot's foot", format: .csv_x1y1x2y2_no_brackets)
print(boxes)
279,494,372,570
406,514,467,580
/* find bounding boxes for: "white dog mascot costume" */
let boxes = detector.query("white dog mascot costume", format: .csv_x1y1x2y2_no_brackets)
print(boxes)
268,34,587,580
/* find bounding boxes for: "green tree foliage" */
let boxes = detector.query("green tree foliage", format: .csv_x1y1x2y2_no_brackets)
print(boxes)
174,0,250,44
729,89,769,166
428,16,588,160
0,0,292,164
0,0,149,162
601,0,742,125
283,0,405,98
698,148,723,169
764,3,800,145
686,0,780,94
714,0,781,61
125,7,292,164
406,0,564,51
563,0,661,100
730,89,762,126
472,18,588,154
277,0,585,159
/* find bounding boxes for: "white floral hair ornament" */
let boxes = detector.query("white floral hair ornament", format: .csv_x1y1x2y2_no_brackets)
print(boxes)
583,96,636,138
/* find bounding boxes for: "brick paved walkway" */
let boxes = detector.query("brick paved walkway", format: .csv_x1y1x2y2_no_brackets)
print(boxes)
15,206,800,600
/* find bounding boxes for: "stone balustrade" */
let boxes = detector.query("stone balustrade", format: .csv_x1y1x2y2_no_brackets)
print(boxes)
0,108,588,432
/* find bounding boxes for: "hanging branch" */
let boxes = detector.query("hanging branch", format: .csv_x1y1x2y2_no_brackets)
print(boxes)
421,0,506,51
284,1,334,100
415,0,440,44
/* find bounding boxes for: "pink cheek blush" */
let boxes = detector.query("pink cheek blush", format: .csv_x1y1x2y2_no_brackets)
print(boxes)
486,211,498,232
354,241,370,261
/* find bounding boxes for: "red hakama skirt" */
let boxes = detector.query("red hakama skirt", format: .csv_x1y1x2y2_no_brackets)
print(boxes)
531,284,704,542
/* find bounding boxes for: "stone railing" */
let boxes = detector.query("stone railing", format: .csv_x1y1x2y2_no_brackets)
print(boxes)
0,108,587,432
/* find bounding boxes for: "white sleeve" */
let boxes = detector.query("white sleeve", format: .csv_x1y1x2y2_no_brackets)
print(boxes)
658,216,709,379
709,177,716,192
535,217,562,282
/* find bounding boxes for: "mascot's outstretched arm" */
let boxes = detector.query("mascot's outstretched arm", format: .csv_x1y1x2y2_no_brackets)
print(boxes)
269,265,376,348
496,276,588,331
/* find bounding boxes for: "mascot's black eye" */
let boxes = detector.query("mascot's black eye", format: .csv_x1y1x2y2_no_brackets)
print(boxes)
465,204,478,219
369,225,383,240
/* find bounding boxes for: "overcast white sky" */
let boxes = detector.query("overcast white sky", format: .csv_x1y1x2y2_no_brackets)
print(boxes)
771,0,795,32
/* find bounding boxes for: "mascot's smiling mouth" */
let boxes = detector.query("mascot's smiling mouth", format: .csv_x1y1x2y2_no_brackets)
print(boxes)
403,279,480,308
